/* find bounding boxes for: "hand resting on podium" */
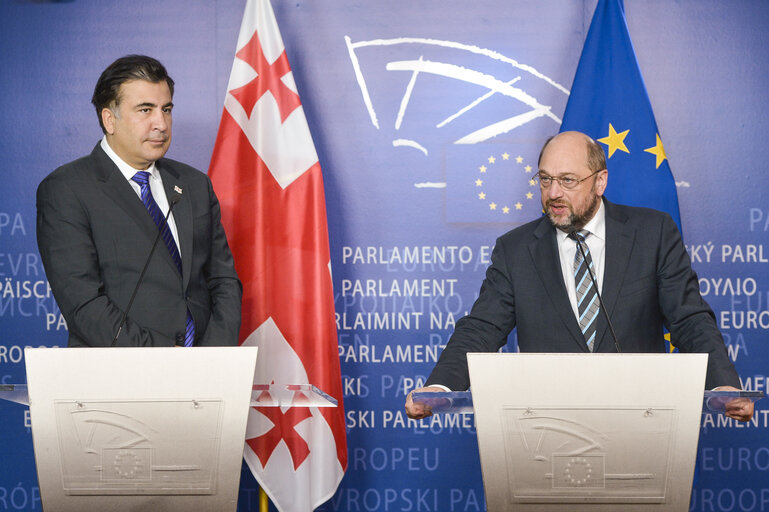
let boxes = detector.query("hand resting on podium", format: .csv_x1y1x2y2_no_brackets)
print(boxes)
712,385,755,422
405,386,447,420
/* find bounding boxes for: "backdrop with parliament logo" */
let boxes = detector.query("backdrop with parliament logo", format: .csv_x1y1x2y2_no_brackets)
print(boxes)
1,1,767,511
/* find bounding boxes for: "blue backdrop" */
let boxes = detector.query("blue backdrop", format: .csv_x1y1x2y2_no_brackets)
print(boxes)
1,1,767,511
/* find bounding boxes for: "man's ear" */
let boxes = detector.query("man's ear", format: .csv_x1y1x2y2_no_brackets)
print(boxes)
595,169,608,196
101,107,116,135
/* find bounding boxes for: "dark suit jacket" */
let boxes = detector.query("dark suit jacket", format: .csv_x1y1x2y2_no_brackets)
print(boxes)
37,143,242,347
426,199,740,391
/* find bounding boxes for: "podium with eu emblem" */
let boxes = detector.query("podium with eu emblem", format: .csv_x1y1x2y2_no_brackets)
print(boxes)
2,347,337,512
24,346,257,511
413,353,763,512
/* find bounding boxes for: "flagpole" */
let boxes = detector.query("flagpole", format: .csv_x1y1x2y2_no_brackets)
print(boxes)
259,488,269,512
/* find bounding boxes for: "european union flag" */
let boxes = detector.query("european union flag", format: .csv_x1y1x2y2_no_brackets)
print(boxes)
560,0,681,231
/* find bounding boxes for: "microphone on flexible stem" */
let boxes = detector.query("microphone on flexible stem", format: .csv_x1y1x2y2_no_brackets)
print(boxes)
111,192,182,347
568,229,622,353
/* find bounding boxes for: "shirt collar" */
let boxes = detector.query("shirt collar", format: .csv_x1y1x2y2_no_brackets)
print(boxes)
100,136,158,181
556,198,606,244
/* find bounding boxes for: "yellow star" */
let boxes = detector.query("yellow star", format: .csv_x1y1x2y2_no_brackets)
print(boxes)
502,152,510,160
524,165,532,173
478,192,486,200
502,206,510,214
597,123,630,158
529,179,536,186
516,156,523,163
526,192,533,199
475,178,483,186
644,133,668,169
479,165,487,173
488,156,496,164
489,202,497,210
515,202,523,210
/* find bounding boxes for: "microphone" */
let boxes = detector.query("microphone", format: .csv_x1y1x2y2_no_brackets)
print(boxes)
568,229,622,353
111,192,182,346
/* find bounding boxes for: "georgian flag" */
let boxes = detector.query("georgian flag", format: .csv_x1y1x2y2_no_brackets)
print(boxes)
208,1,347,510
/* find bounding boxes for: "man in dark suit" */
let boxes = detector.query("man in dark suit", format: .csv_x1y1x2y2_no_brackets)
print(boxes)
405,131,753,422
37,55,242,347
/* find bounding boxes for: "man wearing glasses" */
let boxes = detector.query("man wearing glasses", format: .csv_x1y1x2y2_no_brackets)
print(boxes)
405,131,753,422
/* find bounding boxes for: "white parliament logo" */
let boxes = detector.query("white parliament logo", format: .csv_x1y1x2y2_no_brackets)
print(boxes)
345,36,568,189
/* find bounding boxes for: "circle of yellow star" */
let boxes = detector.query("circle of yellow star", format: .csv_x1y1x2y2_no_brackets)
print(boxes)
470,149,538,218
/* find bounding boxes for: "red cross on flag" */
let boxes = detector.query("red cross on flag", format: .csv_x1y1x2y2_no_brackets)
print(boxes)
208,0,347,510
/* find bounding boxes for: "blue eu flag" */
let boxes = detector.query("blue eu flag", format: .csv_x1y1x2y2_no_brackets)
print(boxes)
560,0,682,231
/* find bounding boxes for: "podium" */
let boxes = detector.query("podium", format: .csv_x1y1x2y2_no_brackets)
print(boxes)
413,353,764,512
0,347,337,512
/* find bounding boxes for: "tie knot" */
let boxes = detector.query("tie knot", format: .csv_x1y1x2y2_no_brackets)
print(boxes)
568,229,590,243
132,171,151,187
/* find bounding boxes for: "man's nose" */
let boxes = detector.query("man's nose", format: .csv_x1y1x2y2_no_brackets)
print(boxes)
151,110,168,131
547,180,565,199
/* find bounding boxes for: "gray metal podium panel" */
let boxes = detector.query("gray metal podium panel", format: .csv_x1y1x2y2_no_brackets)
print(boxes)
468,353,707,512
25,346,258,512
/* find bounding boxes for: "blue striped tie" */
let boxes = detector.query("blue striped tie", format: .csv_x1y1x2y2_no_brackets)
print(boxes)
572,230,599,351
132,171,195,347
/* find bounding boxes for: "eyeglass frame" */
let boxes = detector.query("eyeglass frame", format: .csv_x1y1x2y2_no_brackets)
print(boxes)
536,169,602,190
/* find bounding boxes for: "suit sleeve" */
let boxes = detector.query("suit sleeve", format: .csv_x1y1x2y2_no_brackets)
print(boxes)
426,237,517,390
655,214,741,389
196,177,242,347
36,174,174,346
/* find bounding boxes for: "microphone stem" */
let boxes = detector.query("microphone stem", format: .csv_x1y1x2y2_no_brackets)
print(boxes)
110,199,178,346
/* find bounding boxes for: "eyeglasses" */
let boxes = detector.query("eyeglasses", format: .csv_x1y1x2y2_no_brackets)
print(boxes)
537,170,600,190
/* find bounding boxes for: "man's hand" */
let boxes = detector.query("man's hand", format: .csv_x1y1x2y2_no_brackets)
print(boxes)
714,385,755,422
405,386,445,420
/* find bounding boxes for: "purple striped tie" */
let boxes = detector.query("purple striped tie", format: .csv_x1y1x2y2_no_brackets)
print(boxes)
132,171,195,347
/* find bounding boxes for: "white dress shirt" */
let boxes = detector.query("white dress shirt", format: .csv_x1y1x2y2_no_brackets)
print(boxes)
100,137,182,255
556,200,606,322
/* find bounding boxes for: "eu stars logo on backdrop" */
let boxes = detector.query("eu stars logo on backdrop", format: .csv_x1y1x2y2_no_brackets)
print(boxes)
560,0,682,231
445,143,542,223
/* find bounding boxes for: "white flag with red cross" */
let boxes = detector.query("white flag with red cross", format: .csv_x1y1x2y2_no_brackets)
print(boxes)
208,0,347,510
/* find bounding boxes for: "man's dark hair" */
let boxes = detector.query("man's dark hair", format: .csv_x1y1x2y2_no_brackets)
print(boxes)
537,132,607,172
91,55,175,134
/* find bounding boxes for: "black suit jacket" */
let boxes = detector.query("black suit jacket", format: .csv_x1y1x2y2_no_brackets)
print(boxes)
426,199,740,391
37,143,242,347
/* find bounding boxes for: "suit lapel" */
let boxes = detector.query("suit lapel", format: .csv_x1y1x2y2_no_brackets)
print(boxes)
90,144,182,278
529,218,588,351
92,144,163,240
158,162,192,289
594,199,633,351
